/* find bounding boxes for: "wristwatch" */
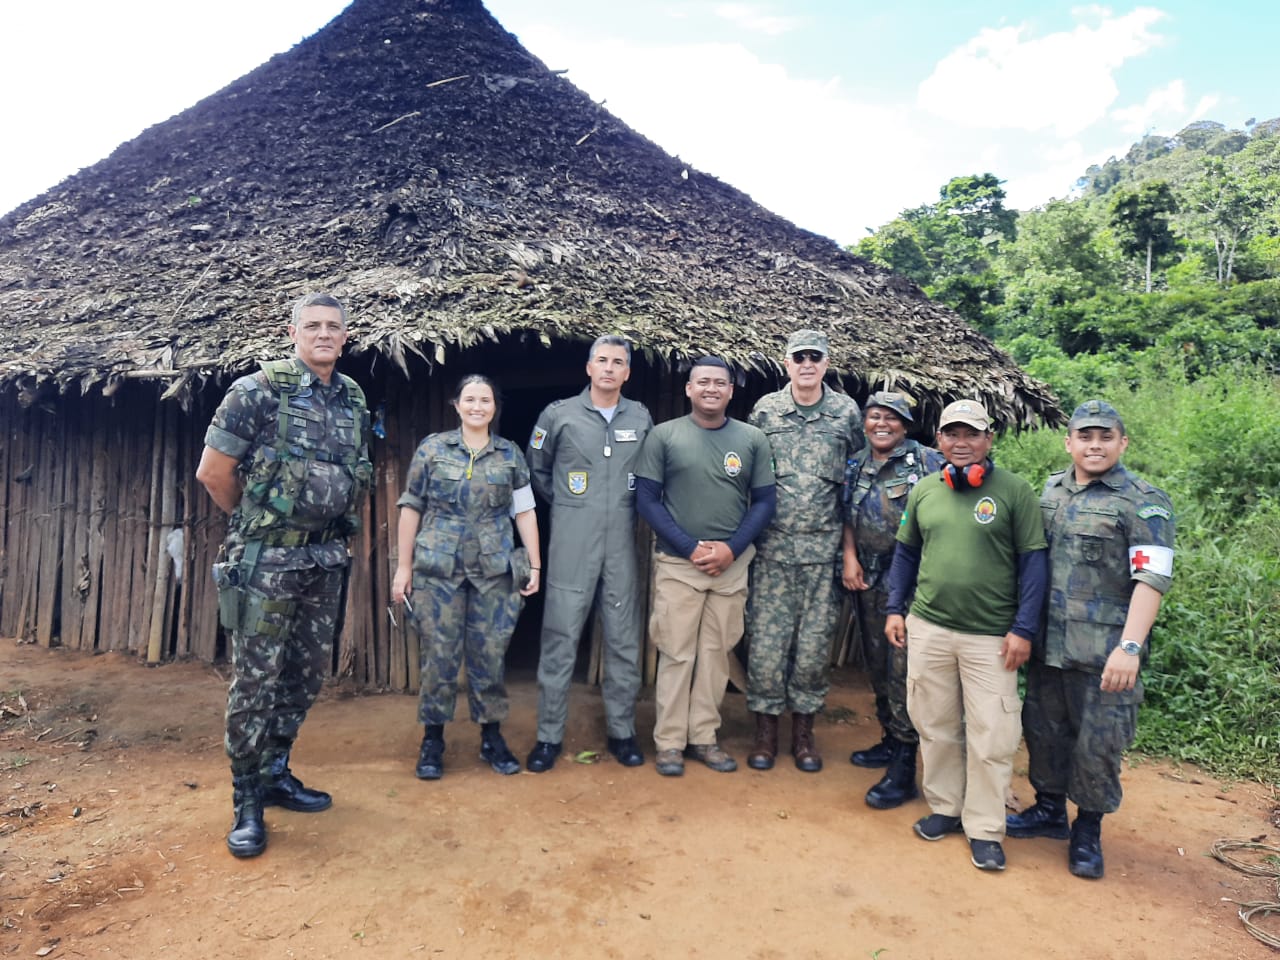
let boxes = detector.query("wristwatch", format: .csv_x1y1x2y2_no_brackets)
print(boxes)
1118,639,1143,656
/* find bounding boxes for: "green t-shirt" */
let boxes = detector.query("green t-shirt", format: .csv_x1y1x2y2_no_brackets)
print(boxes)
896,466,1046,636
634,414,774,551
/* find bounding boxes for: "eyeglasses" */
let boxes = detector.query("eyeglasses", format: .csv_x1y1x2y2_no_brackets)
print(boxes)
791,350,825,364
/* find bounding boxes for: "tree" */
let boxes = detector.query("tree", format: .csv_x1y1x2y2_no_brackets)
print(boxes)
937,174,1017,242
1109,181,1180,293
1188,159,1269,285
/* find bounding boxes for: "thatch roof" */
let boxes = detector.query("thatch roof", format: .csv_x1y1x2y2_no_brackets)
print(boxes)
0,0,1059,426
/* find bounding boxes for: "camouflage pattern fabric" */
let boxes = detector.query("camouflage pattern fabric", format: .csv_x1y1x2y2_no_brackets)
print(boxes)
1025,462,1175,811
205,357,371,768
397,429,531,723
1023,660,1137,813
750,384,864,562
844,440,944,742
745,384,863,714
745,556,841,715
224,563,344,764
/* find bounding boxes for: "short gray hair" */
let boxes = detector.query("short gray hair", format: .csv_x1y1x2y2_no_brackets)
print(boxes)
588,334,632,364
291,292,348,327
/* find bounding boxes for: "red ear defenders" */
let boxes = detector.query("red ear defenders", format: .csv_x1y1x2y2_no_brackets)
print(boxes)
942,462,987,490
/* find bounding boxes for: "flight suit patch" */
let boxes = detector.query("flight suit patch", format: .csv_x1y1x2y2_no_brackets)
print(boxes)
531,426,547,450
567,471,588,495
615,429,639,442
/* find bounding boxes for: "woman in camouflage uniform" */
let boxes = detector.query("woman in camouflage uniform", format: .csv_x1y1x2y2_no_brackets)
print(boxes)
391,375,541,779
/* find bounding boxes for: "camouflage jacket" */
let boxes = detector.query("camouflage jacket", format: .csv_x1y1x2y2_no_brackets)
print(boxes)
1038,463,1175,674
748,383,864,562
398,429,531,582
205,357,372,569
843,440,945,587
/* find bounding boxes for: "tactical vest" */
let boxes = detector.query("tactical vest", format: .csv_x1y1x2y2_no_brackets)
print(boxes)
846,439,929,510
235,359,372,543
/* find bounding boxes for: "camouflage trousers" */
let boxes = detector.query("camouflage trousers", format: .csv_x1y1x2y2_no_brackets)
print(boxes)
745,556,840,716
854,583,917,744
224,562,344,773
412,570,523,726
1023,658,1140,813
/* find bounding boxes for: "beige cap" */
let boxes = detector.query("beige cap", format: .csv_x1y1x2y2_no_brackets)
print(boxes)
938,399,991,431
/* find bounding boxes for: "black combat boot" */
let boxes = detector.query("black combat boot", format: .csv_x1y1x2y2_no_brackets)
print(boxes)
1006,791,1070,839
416,724,446,780
227,773,267,858
479,722,520,775
865,740,919,809
261,748,332,812
850,731,898,768
1068,811,1105,879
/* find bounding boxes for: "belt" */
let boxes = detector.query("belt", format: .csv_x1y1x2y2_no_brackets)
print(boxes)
258,526,342,547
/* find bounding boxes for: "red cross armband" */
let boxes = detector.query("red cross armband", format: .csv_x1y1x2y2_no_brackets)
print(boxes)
1129,544,1173,577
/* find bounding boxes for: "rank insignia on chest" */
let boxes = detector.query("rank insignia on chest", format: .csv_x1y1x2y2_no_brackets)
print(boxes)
531,426,547,450
723,452,743,477
567,471,588,495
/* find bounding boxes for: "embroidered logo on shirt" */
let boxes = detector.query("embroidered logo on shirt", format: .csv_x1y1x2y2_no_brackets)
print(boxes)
614,429,639,442
531,426,547,450
567,471,588,495
723,452,743,477
974,497,997,524
1136,504,1171,520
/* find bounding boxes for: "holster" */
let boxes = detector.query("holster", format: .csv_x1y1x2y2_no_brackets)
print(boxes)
212,561,244,633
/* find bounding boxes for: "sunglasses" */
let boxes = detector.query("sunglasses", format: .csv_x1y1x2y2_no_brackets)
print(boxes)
791,350,825,364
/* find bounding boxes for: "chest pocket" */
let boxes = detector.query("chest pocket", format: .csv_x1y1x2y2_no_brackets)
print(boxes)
1065,508,1120,565
886,481,910,501
428,459,467,504
486,466,514,509
284,400,325,451
764,424,801,477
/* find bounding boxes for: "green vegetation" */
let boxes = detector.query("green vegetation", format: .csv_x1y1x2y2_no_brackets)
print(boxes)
855,117,1280,781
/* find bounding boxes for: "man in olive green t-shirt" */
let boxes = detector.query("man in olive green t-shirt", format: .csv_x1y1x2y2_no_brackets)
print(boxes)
635,357,776,777
884,399,1047,873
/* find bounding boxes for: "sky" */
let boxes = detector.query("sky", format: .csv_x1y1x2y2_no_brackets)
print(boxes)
0,1,1273,245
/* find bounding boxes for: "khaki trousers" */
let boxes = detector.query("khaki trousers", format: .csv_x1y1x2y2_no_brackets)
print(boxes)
905,613,1023,841
650,546,754,752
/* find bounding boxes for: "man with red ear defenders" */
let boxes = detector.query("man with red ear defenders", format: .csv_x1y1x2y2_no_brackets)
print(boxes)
884,399,1047,873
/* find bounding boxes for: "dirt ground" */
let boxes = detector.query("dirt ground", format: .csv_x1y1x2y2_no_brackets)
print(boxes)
2,640,1277,960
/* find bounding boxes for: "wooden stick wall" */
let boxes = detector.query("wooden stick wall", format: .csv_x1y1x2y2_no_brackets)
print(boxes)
0,341,856,689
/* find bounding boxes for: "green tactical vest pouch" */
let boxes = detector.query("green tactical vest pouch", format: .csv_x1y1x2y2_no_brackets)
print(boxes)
212,561,243,632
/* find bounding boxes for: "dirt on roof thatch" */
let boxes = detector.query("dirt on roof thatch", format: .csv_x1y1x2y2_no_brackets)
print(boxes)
0,0,1059,426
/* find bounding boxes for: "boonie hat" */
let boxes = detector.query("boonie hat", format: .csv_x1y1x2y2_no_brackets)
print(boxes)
785,329,829,357
938,399,991,431
865,390,914,423
1067,399,1124,432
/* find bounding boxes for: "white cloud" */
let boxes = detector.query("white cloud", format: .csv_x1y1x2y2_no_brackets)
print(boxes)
917,7,1167,137
1111,79,1187,134
516,25,937,243
713,3,800,36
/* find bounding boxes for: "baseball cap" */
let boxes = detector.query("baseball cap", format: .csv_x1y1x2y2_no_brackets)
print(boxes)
938,399,991,431
785,329,829,357
1067,399,1124,432
865,390,914,423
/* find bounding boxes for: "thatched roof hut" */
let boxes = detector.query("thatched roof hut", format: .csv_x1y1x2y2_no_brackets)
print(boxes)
0,0,1059,683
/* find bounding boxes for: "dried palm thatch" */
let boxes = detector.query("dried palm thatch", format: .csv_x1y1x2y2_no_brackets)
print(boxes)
0,0,1058,426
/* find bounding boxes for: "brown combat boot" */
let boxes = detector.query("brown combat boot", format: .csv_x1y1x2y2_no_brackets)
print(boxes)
791,713,823,772
747,713,779,770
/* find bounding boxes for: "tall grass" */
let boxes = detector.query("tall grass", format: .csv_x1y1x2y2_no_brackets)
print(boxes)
997,358,1280,780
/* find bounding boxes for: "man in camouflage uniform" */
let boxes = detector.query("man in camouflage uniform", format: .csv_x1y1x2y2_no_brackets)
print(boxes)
197,292,371,858
843,391,944,807
745,330,864,772
524,335,653,773
1006,400,1174,879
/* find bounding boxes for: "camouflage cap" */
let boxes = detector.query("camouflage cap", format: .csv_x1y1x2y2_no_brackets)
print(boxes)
937,399,991,432
865,390,914,423
785,329,829,357
1068,399,1125,432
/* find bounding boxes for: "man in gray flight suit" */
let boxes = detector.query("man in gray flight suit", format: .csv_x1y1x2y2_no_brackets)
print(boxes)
525,335,655,771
